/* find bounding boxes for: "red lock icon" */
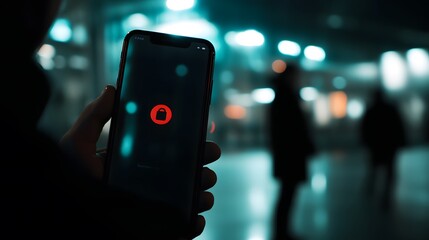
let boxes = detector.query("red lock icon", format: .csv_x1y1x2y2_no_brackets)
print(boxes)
156,108,167,121
150,104,172,125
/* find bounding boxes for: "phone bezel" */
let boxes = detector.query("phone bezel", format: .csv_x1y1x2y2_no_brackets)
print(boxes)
104,29,215,237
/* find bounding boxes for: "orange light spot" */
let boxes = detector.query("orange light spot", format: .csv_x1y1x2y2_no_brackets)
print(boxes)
329,91,347,118
272,59,287,73
224,105,246,119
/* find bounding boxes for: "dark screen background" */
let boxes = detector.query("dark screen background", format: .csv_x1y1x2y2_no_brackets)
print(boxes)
107,31,214,224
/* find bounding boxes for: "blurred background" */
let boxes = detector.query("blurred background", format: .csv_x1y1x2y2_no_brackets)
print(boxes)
37,0,429,239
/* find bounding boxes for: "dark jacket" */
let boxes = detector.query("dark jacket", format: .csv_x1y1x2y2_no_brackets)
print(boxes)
1,1,183,239
360,89,406,165
268,65,315,183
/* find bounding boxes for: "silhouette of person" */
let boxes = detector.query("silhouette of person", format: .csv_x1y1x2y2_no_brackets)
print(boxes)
360,86,406,211
1,0,221,239
268,63,316,240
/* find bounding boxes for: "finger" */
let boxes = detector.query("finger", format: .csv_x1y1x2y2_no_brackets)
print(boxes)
67,85,116,144
204,141,221,165
192,215,206,238
96,148,107,161
200,167,217,191
198,191,214,213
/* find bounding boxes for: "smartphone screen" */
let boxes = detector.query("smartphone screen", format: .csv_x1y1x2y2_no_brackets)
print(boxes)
105,30,215,234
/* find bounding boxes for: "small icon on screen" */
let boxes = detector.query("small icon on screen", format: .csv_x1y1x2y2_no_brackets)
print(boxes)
150,104,172,125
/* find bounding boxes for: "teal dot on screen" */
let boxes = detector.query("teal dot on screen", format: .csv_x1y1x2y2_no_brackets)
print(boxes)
120,134,133,157
176,64,188,77
125,101,137,114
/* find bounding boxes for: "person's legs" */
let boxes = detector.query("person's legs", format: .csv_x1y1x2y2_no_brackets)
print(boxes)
273,181,297,240
381,158,395,212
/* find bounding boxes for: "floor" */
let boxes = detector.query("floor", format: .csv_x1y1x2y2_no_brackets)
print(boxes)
196,145,429,240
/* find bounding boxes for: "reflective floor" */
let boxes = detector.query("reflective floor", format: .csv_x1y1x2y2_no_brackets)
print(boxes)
196,145,429,240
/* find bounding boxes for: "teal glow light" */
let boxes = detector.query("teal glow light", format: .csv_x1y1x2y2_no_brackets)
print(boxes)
278,40,301,56
406,48,429,77
166,0,195,11
332,76,347,89
49,18,72,42
127,13,150,28
347,99,365,119
126,101,137,114
380,51,407,91
251,88,275,104
304,45,326,62
235,30,265,47
311,173,327,193
120,134,134,157
155,19,218,40
300,87,319,101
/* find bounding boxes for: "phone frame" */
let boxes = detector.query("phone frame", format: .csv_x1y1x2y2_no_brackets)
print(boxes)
104,29,215,237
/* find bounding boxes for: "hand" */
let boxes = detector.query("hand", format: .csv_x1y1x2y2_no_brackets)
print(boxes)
193,140,220,238
60,85,116,179
60,85,221,239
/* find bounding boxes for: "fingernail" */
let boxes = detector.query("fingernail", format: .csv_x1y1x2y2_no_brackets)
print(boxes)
101,85,112,95
99,85,115,98
104,85,110,92
97,86,108,100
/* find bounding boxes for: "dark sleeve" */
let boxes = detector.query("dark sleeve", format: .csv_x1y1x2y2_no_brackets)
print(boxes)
1,121,184,239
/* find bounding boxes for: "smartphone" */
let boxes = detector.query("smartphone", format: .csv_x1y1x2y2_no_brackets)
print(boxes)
104,29,215,237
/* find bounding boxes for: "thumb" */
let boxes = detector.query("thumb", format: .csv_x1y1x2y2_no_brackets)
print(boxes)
67,85,116,144
59,85,116,179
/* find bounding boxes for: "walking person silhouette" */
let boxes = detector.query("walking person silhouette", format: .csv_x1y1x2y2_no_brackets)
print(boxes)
267,63,316,240
360,86,406,212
